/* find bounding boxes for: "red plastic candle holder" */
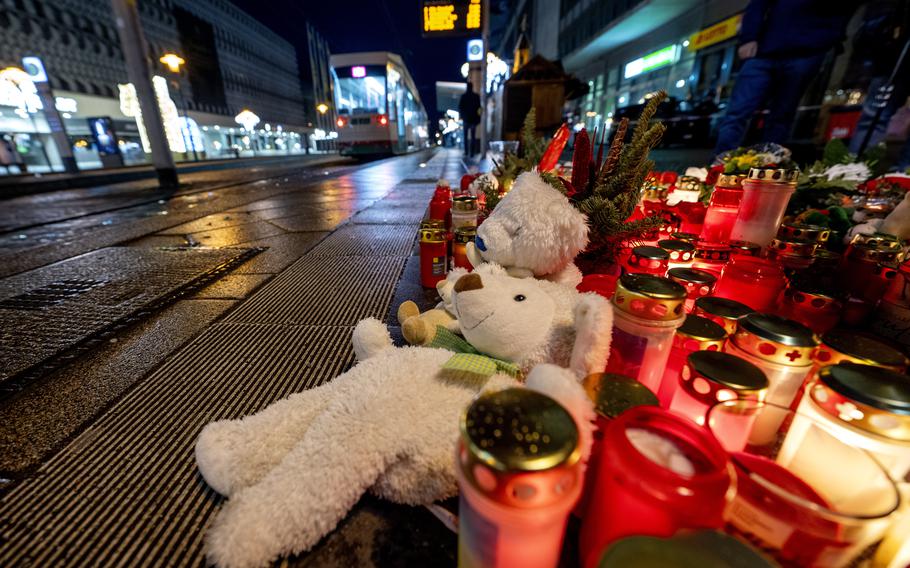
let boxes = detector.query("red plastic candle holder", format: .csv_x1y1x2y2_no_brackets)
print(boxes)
579,406,731,568
713,256,787,313
624,245,670,276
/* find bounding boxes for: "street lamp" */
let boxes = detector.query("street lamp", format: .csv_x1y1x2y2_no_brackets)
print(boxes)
234,109,260,157
159,52,198,161
316,103,329,114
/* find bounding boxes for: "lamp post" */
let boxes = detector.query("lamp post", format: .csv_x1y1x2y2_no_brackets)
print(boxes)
159,52,198,162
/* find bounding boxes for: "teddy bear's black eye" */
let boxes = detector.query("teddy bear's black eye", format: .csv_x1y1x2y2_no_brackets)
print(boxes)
514,294,526,302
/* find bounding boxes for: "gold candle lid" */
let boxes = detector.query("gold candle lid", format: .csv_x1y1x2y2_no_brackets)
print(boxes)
641,181,669,201
675,176,704,192
778,223,831,244
731,313,819,366
815,329,909,371
452,195,478,211
768,238,818,258
728,240,761,257
668,267,717,286
812,363,910,441
582,373,659,419
421,219,445,230
716,173,746,189
459,389,581,507
746,167,799,184
674,314,727,351
680,351,768,406
612,274,686,322
693,296,755,335
846,243,901,264
631,245,670,260
658,239,696,262
850,232,901,249
454,226,477,243
419,228,446,243
670,232,699,243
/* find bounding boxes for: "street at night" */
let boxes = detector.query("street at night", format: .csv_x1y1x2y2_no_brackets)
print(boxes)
3,0,910,567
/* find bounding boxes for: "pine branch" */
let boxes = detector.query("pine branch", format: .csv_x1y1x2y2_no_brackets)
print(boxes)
599,118,628,183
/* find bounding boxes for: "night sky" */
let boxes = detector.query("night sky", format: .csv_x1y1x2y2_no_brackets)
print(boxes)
227,0,477,125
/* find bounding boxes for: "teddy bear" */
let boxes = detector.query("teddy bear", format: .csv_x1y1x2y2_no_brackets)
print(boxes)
195,263,612,568
466,171,590,287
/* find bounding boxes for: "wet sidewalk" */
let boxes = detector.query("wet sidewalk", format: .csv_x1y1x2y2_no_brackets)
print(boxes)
0,149,462,566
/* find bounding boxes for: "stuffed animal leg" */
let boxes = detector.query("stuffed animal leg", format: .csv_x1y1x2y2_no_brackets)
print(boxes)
569,293,613,379
397,300,458,346
196,320,394,496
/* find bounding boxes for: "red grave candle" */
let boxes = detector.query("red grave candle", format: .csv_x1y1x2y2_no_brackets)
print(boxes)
624,245,669,276
656,314,727,407
700,174,744,244
667,267,717,313
713,256,787,313
579,406,731,568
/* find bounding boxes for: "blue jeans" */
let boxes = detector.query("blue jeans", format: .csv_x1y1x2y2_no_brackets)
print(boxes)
715,54,826,155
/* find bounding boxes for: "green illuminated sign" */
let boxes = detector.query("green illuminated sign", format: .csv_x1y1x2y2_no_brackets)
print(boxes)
623,45,680,79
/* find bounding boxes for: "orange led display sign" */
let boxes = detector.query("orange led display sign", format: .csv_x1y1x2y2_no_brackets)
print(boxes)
422,0,483,37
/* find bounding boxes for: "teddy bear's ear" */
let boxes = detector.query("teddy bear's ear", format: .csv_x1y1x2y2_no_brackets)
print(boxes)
546,199,590,252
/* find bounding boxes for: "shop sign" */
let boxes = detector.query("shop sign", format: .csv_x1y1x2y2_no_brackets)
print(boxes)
623,45,680,79
688,14,743,51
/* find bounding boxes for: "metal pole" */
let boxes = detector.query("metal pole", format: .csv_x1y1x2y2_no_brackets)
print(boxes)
111,0,178,188
479,0,490,157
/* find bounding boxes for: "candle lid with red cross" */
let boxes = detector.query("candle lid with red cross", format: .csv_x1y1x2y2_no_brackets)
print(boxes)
731,313,818,367
680,351,768,406
815,329,908,371
812,363,910,441
612,274,686,322
694,241,731,263
458,388,581,507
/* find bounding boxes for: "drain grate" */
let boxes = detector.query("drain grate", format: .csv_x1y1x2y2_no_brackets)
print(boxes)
0,279,107,310
307,224,417,257
226,255,407,325
0,247,260,387
0,323,355,567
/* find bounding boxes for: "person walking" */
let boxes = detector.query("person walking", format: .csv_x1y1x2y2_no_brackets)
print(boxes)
848,0,910,170
458,79,481,157
714,0,857,155
0,135,26,174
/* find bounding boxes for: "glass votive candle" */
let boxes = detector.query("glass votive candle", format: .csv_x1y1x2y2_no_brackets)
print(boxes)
656,314,726,407
691,241,731,278
624,245,670,276
777,285,842,334
713,256,787,313
729,167,800,248
452,226,476,270
699,174,744,244
450,195,478,230
693,295,754,335
456,388,582,568
708,400,900,567
669,350,767,427
839,243,901,298
781,362,910,482
724,313,818,444
606,274,687,395
579,406,731,568
667,267,717,313
814,329,908,372
657,239,695,270
576,373,658,517
727,239,761,258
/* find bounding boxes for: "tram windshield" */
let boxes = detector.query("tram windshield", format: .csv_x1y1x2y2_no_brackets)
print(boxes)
334,65,386,115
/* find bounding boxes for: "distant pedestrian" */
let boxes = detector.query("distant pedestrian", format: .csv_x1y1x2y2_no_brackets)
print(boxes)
849,0,910,170
0,135,26,174
714,0,857,155
459,79,481,157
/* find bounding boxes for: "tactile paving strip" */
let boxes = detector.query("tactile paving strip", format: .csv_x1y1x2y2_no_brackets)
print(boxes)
0,246,258,386
306,224,417,257
0,323,355,567
225,255,407,325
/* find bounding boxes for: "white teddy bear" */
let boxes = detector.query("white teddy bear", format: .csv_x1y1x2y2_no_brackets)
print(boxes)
467,171,590,287
195,263,612,568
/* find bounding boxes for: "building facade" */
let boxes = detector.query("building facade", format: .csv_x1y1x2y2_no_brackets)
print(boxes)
0,0,314,171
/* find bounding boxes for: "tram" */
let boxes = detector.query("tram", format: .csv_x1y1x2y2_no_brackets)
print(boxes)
329,52,429,156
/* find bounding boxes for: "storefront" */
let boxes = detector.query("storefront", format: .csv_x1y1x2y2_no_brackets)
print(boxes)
0,70,315,174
